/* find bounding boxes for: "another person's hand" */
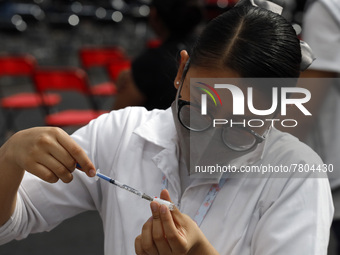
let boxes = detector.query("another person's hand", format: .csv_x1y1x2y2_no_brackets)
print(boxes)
1,127,96,183
135,189,219,255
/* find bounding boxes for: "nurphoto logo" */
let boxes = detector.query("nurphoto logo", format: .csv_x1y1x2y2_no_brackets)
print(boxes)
197,81,312,128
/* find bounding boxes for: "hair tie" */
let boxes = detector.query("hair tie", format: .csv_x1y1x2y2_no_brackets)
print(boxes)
235,0,315,71
299,41,315,71
236,0,283,14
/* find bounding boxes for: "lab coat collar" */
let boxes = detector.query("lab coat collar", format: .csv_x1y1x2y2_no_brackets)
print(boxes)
134,108,182,196
133,107,270,190
134,108,177,149
133,108,229,207
133,108,224,194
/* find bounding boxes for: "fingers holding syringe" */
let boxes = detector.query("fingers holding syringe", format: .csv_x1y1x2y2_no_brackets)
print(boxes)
21,127,86,183
150,202,172,253
55,129,96,178
33,152,74,183
2,127,94,183
139,216,159,254
157,190,191,251
24,127,96,180
160,189,172,202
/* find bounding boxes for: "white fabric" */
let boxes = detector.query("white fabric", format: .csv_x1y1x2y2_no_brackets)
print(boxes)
302,1,340,190
303,1,340,73
0,107,334,254
319,0,340,27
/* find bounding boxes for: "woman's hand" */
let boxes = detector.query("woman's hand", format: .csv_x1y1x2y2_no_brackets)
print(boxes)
2,127,96,183
135,190,219,255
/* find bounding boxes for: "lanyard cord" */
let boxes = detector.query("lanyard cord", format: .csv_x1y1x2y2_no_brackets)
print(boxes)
161,174,227,227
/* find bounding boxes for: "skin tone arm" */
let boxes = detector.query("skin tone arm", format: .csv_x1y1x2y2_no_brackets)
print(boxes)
112,70,147,110
135,190,220,255
0,127,96,226
276,69,337,141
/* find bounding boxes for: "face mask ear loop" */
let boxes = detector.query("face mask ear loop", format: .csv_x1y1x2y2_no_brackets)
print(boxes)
175,58,191,112
181,58,191,85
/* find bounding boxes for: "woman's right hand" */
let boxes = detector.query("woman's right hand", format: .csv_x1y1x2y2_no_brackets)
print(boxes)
1,127,96,183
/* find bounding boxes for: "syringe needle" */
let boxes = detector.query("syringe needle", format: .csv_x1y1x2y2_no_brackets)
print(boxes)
141,193,153,202
95,170,175,210
96,171,142,196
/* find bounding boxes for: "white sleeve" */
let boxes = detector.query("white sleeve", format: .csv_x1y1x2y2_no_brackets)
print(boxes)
303,1,340,73
0,107,160,245
0,192,31,244
252,176,333,255
0,170,100,245
0,112,116,244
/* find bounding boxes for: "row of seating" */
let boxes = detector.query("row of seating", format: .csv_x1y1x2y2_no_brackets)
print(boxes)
0,0,235,33
0,47,132,139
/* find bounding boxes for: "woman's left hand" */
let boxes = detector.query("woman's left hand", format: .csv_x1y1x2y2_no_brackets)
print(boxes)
135,189,219,255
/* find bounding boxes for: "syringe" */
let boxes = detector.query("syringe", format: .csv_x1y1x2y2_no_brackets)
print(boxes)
95,169,175,211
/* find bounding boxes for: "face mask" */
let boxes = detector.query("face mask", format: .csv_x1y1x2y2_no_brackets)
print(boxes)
171,101,267,177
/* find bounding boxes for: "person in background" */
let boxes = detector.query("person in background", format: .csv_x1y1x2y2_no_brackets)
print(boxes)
277,0,340,253
112,0,204,110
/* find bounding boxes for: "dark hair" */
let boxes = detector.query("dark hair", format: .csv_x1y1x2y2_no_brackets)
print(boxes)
151,0,203,36
188,5,302,78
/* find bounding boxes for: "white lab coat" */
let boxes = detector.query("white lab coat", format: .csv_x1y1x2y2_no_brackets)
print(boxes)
303,0,340,190
0,107,334,254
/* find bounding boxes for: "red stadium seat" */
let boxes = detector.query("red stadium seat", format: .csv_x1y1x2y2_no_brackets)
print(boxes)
0,55,60,136
107,59,131,82
33,68,107,128
146,39,162,49
79,47,127,97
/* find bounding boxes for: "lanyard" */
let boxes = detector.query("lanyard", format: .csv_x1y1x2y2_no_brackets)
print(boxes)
161,174,227,227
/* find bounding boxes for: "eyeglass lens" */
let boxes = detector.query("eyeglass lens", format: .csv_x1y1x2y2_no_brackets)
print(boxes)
179,102,258,151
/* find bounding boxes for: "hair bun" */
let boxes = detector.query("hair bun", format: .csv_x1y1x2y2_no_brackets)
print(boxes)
235,0,315,71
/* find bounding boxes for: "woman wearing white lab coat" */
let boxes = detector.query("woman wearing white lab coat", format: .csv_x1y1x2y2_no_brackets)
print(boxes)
0,1,334,254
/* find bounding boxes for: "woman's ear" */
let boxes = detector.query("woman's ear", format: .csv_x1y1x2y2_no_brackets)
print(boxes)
174,50,190,89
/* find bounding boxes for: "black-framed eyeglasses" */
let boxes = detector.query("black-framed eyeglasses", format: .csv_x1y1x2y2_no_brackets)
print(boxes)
177,99,267,152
